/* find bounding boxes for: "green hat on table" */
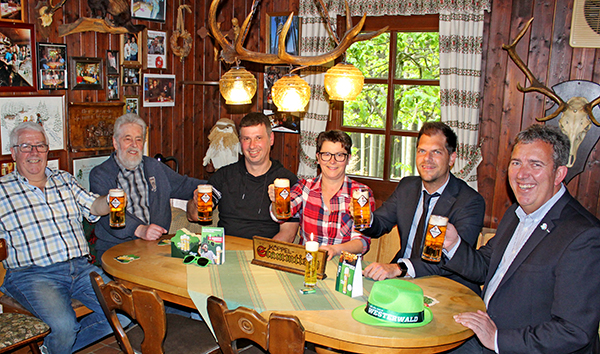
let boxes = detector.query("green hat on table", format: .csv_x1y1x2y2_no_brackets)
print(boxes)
352,279,433,327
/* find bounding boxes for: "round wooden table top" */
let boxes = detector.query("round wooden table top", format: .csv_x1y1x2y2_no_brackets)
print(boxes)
103,235,485,353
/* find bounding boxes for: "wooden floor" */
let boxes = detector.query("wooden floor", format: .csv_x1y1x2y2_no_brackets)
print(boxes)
74,335,121,354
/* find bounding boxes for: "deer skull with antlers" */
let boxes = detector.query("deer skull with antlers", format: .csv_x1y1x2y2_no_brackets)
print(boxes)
503,18,600,167
208,0,387,65
38,0,69,27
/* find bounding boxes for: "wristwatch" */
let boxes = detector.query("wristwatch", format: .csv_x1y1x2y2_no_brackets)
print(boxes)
397,261,408,278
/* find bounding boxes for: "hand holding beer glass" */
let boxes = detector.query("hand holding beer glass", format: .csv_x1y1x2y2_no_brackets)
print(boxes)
352,188,371,229
109,188,126,228
273,178,291,219
421,215,448,262
197,184,213,222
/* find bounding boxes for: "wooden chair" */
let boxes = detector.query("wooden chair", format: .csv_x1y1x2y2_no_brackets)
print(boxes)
0,239,50,354
207,295,306,354
90,272,219,354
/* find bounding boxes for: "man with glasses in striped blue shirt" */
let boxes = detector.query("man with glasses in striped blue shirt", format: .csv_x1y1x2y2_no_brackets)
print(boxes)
0,122,117,354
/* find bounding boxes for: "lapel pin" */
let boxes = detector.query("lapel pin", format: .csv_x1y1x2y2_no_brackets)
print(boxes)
540,223,550,232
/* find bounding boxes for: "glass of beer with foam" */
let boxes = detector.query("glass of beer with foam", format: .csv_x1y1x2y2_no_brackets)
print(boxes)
109,188,126,228
352,188,370,229
421,215,449,262
274,178,291,219
197,184,213,222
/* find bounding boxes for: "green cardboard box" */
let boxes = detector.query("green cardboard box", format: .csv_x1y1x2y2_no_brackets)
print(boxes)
171,229,200,258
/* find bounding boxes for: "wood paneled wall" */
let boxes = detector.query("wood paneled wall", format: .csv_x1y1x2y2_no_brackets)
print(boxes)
5,0,299,179
8,0,600,227
478,0,600,227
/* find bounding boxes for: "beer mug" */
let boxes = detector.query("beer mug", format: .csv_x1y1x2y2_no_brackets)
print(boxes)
109,188,126,228
421,215,449,262
304,240,319,287
197,184,213,222
274,178,291,219
352,188,371,229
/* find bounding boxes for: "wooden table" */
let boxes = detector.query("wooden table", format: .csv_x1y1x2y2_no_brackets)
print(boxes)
103,236,486,353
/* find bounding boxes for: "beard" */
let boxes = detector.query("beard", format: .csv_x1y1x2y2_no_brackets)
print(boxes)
117,146,143,170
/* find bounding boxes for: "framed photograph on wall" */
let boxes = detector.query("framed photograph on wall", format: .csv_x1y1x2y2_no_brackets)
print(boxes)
144,29,167,69
107,50,119,75
0,22,36,91
0,0,24,22
70,56,103,90
143,73,175,107
73,155,109,190
121,32,142,65
107,76,119,100
122,66,140,86
37,42,67,90
124,95,139,114
131,0,165,23
0,95,65,154
266,12,300,55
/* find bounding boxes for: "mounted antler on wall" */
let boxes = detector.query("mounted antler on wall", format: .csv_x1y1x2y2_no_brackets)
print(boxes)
38,0,69,27
503,17,600,177
208,0,388,65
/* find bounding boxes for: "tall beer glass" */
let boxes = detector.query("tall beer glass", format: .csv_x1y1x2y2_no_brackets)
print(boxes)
421,215,448,262
352,188,370,229
304,240,319,287
197,184,213,222
109,188,126,228
274,178,291,219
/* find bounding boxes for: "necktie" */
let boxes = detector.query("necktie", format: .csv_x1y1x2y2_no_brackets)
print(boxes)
411,191,440,258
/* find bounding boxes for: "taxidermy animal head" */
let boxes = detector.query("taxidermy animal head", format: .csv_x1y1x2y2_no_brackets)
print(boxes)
88,0,145,33
503,18,600,167
38,0,68,27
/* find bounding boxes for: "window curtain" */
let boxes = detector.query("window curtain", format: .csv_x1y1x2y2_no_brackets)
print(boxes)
298,0,490,187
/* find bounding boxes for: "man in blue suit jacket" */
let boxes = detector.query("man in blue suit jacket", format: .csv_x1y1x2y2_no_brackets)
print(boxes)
362,122,485,294
90,114,204,261
444,124,600,353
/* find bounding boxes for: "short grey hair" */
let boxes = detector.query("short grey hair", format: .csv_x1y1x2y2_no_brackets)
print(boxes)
10,122,48,147
514,124,570,168
113,113,147,139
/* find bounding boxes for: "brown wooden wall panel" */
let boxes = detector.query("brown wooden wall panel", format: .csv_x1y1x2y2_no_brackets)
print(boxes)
4,0,600,226
478,0,600,226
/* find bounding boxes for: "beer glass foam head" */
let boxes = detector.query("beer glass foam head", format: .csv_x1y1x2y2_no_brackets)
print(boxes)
198,184,212,193
352,188,368,198
274,178,290,188
429,215,449,226
109,188,124,197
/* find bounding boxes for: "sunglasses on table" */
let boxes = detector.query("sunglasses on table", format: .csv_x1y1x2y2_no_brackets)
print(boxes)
183,253,210,267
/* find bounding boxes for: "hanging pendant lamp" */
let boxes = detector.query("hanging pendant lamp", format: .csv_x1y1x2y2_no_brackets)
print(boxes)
271,74,311,112
324,62,364,101
219,65,257,105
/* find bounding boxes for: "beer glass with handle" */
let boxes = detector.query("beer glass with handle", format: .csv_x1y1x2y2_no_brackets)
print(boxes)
274,178,291,219
421,215,448,262
197,184,213,222
109,188,126,228
352,187,370,229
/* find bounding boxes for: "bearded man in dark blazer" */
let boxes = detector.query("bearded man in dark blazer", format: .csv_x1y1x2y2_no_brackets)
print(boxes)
362,122,485,294
444,124,600,353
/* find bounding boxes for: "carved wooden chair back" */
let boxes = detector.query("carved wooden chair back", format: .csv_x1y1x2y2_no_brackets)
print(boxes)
207,295,305,354
90,271,167,354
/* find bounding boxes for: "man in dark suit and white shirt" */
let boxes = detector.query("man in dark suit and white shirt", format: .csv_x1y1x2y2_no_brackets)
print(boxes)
443,124,600,353
362,122,485,294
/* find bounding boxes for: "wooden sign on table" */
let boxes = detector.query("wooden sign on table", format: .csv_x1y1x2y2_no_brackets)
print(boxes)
251,236,327,279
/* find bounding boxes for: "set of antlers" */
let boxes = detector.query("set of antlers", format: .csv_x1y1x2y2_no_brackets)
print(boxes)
503,17,600,125
38,0,69,27
208,0,388,65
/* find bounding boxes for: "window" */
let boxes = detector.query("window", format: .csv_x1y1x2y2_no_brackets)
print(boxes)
333,16,440,183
